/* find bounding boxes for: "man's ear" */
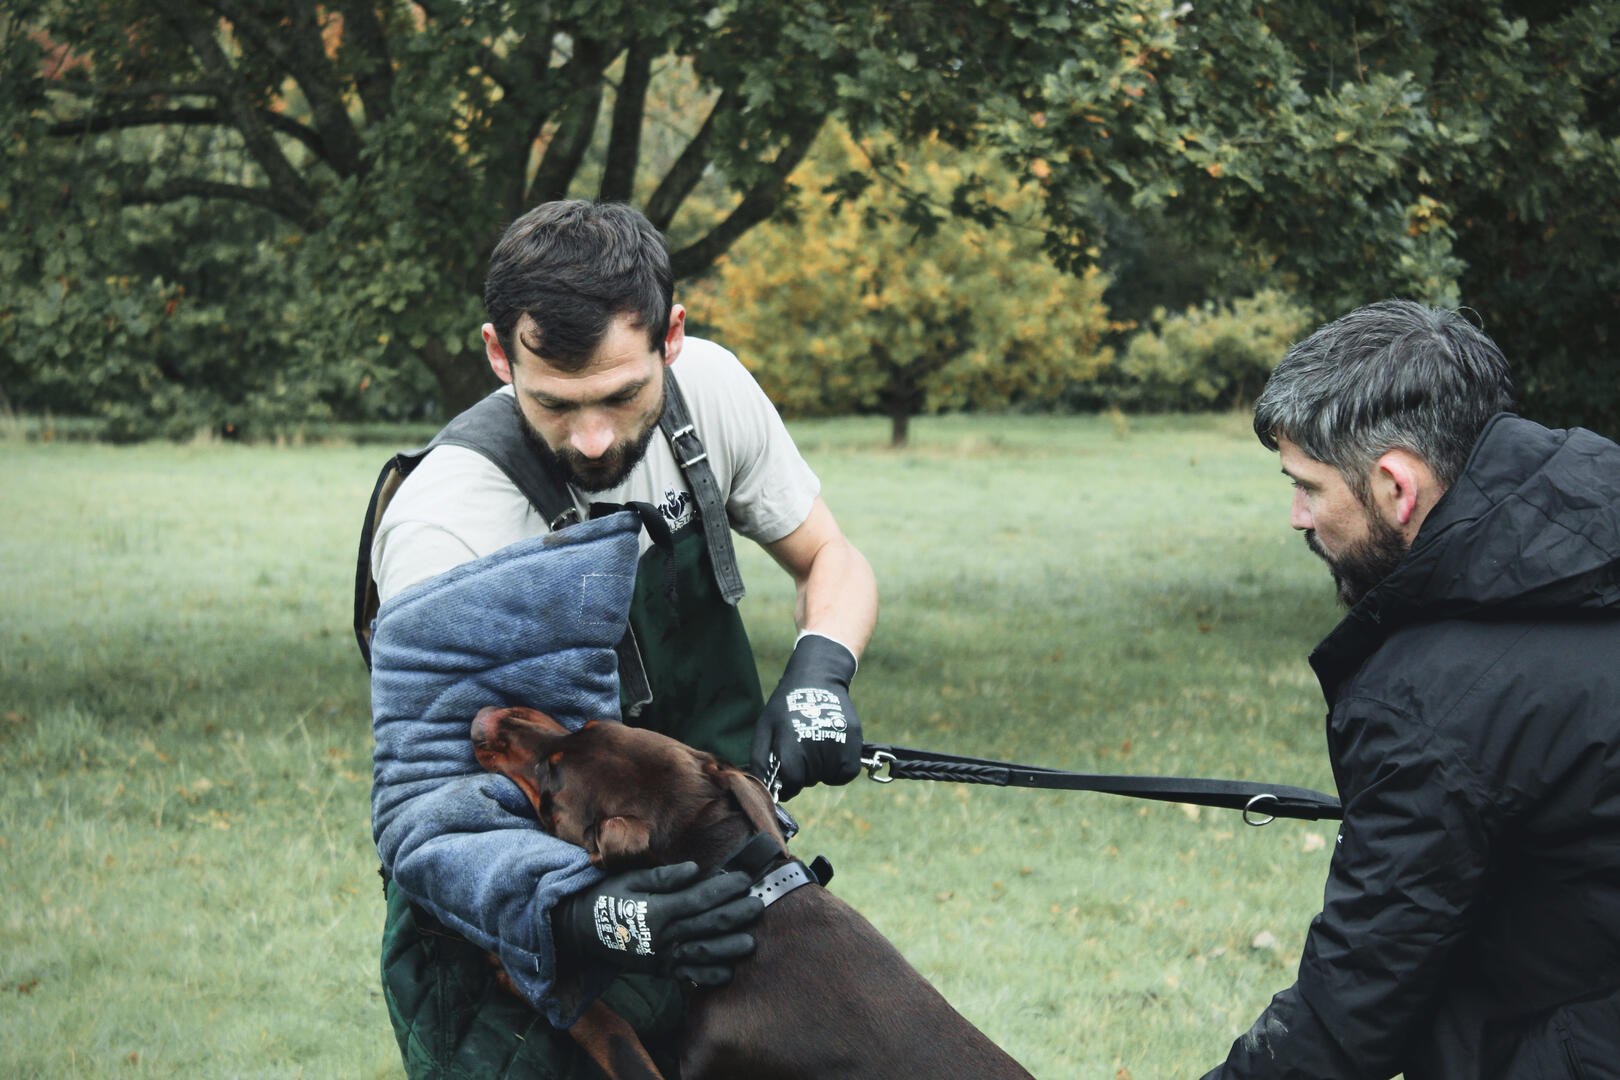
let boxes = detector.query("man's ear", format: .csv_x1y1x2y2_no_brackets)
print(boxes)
662,305,686,367
1371,449,1439,537
483,323,513,384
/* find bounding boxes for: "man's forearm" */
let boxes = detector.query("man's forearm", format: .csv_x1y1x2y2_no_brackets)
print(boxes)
795,534,877,658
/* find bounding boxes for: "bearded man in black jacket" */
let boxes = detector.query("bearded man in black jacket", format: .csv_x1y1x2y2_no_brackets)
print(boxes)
1205,300,1620,1080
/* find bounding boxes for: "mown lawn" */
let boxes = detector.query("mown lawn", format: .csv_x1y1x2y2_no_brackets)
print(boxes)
0,412,1344,1078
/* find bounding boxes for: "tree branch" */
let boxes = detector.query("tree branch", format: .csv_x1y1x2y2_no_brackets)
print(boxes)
600,38,652,203
202,0,365,177
669,116,826,279
486,23,567,215
526,40,611,205
50,77,221,100
336,0,394,125
47,105,327,159
415,0,516,97
119,177,295,217
164,9,319,226
643,86,737,232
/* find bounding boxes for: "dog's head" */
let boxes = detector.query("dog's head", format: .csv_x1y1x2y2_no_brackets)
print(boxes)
470,705,784,871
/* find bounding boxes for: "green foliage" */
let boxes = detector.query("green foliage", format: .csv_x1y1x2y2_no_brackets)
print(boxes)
7,2,1616,433
1114,292,1316,412
1,0,1143,434
997,1,1620,434
692,127,1114,445
1,421,1337,1077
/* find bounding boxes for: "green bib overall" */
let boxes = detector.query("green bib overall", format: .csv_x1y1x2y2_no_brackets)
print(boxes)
362,380,762,1079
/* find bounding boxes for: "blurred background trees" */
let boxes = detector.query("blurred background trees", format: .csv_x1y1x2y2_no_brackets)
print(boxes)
2,1,1616,438
689,127,1113,446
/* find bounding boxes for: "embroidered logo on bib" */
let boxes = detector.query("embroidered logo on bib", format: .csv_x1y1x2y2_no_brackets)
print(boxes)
593,895,654,956
786,688,848,743
657,487,695,532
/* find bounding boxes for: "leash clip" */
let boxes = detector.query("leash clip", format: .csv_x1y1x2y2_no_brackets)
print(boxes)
764,752,783,802
861,750,895,783
1242,793,1279,827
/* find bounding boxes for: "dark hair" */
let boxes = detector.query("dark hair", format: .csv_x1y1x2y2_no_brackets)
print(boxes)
482,200,674,371
1252,300,1515,495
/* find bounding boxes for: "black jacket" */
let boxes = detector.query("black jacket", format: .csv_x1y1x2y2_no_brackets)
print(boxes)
1209,415,1620,1080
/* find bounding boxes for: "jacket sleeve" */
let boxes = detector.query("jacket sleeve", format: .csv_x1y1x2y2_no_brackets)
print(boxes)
1206,695,1495,1079
367,517,642,1028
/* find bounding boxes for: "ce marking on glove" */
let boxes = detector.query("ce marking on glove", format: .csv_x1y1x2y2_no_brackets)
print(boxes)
593,895,654,956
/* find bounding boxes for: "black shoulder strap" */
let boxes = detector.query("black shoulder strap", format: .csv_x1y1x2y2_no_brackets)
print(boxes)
353,390,574,669
659,369,746,605
427,390,577,529
355,376,747,676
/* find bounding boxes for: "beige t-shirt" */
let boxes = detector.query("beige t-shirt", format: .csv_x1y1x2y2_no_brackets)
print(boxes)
372,337,820,604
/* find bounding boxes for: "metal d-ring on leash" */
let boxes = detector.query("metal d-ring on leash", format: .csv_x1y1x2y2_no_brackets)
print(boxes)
857,744,1341,826
1242,793,1280,827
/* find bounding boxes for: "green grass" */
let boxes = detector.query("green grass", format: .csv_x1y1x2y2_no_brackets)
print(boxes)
0,413,1344,1078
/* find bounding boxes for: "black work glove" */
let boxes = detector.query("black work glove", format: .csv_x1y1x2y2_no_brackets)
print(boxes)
551,863,761,988
750,632,862,801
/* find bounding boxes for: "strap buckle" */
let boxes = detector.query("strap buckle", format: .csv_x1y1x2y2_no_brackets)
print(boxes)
548,507,582,531
667,423,709,468
861,750,895,783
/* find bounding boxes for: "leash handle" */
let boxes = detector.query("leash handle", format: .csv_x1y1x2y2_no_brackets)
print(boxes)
859,743,1342,823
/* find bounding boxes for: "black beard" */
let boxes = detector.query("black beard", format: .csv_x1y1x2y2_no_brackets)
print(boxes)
514,381,664,494
1305,512,1410,608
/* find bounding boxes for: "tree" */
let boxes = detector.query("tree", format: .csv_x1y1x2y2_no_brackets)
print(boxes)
0,0,1143,432
1112,291,1314,412
993,1,1620,432
692,127,1113,446
6,2,1614,434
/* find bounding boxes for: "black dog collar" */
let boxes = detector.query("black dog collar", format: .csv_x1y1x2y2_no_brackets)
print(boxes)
717,831,834,909
750,860,816,908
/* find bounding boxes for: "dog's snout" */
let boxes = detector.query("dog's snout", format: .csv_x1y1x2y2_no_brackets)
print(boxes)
470,705,507,749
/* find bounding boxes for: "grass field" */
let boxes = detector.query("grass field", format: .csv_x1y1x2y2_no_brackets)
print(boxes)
0,413,1346,1078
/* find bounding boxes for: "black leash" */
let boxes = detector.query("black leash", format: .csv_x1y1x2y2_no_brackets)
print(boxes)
858,743,1342,825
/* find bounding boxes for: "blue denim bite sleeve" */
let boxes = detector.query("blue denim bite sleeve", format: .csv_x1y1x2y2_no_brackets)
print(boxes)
368,512,642,1027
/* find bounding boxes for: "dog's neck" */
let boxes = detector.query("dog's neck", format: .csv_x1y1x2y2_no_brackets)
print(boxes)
677,797,787,875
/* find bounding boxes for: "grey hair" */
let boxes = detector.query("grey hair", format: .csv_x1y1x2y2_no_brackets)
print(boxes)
1252,300,1515,497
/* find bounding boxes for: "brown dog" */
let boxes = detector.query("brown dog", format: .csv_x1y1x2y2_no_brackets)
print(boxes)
471,704,1036,1080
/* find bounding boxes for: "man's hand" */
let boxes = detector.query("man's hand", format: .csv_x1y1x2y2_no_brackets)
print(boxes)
551,863,762,987
750,632,862,801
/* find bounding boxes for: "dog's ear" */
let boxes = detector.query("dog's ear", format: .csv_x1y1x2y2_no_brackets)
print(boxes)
470,705,569,774
709,760,788,853
593,815,653,870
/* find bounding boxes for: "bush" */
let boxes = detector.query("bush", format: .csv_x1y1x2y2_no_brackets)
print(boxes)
1111,291,1314,411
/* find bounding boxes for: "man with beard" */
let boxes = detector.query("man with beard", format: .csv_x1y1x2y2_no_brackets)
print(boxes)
362,200,877,1078
1205,300,1620,1078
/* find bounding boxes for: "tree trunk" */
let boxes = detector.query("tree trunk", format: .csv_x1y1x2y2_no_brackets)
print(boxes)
421,341,500,419
879,366,921,448
889,408,910,448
